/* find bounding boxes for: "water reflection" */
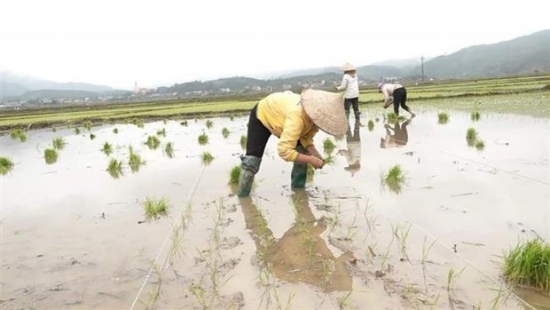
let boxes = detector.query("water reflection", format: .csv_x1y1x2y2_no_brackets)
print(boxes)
380,117,413,149
235,189,353,292
338,121,361,177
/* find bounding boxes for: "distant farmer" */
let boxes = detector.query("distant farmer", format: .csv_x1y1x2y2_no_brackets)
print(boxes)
378,82,415,117
335,63,360,120
237,89,349,198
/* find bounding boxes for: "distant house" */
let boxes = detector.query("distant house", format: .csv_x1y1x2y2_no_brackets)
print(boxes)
133,81,153,95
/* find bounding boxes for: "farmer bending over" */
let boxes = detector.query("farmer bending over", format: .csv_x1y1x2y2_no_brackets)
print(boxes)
237,89,349,198
378,82,415,117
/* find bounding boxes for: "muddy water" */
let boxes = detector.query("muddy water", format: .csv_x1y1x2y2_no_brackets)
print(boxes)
1,108,549,309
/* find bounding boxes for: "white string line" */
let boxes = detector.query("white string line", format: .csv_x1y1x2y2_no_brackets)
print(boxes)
129,165,206,310
374,199,536,309
440,150,549,185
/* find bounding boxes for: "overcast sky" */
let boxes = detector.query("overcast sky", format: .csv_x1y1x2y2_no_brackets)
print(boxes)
0,0,548,89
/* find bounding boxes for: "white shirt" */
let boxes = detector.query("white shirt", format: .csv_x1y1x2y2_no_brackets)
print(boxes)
336,74,359,99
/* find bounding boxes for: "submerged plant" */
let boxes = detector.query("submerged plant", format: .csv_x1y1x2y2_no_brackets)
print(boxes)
475,140,485,151
10,129,26,142
0,157,14,175
145,135,161,150
471,111,481,122
438,112,449,125
323,138,336,155
44,148,58,164
107,158,123,178
466,128,478,147
383,164,406,193
502,238,550,293
113,128,119,134
128,146,146,173
222,127,230,139
367,120,375,132
205,119,214,129
143,197,169,220
164,142,174,158
201,151,214,165
102,142,113,155
229,165,241,184
52,137,66,150
240,135,247,150
198,132,209,145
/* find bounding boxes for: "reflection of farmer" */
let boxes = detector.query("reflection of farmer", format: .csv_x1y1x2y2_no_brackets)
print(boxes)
338,121,361,176
380,118,413,149
237,89,349,197
236,189,353,292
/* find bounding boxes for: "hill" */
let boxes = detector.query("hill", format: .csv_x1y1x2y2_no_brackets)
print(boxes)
412,29,550,79
2,71,115,93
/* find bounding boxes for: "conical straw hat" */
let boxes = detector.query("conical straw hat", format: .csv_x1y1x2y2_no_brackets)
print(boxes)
341,62,356,71
301,89,349,136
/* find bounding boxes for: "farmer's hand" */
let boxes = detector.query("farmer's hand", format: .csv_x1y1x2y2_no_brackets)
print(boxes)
310,156,324,169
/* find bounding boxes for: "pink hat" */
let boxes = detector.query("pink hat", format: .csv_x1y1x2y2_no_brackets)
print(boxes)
377,82,384,89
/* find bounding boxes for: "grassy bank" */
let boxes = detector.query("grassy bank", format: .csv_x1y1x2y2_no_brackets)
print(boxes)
0,74,548,132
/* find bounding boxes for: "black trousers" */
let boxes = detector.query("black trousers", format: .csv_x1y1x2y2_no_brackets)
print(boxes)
393,87,410,115
344,97,359,114
245,104,306,158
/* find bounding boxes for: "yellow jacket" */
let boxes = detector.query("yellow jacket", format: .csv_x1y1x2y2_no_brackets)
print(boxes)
256,92,319,162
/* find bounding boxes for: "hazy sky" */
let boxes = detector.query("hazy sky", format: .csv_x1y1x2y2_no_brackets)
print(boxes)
1,0,548,89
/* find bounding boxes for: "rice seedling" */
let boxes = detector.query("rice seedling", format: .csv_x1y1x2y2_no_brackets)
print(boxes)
51,127,57,132
393,222,412,262
447,267,466,296
89,133,96,140
0,157,14,175
52,137,65,150
471,111,481,121
321,259,335,284
338,289,354,309
221,127,230,139
323,155,335,166
164,142,174,158
106,158,123,178
466,128,478,146
502,238,550,292
132,118,144,128
113,128,119,134
145,135,161,150
44,148,58,164
475,140,485,151
307,164,315,177
323,137,336,155
102,142,113,155
201,151,214,165
240,135,247,150
383,164,406,193
9,129,26,142
387,112,406,123
229,115,234,121
156,128,166,137
143,197,169,220
180,120,188,126
128,147,146,173
421,237,437,293
438,112,449,125
367,120,375,131
198,132,209,145
74,127,81,134
228,165,241,184
83,121,92,131
205,119,214,129
163,118,168,125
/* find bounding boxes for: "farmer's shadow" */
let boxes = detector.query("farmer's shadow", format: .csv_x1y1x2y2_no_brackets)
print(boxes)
232,188,353,292
380,117,413,149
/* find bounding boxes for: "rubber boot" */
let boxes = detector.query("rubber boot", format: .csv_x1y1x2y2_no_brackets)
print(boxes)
354,110,361,120
291,145,309,189
237,155,262,198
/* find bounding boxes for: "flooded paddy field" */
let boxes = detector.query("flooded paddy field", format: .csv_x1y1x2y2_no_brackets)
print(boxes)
1,101,549,309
